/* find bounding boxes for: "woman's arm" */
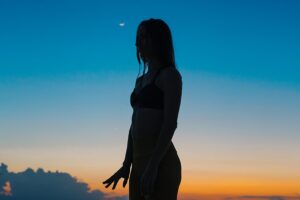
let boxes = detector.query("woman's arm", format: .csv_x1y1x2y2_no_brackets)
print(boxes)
122,78,139,168
122,125,133,169
149,67,182,165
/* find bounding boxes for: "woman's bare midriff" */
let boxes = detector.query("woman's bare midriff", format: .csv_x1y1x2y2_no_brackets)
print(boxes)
130,107,164,159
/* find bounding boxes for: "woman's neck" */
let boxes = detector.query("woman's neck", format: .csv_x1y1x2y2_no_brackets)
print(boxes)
147,59,164,73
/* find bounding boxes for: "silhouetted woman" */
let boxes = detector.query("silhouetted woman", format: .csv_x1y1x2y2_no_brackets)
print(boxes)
103,18,182,200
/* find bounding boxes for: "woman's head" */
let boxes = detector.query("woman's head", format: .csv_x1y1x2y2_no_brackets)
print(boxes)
136,18,176,72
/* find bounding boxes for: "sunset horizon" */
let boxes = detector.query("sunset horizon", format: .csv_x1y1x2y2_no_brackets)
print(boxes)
2,162,300,200
1,0,300,200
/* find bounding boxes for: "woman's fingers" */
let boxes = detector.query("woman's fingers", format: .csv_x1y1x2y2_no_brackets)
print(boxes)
103,173,117,187
123,177,128,188
104,176,116,188
117,167,128,188
104,181,113,188
102,175,114,184
112,178,120,190
103,167,129,190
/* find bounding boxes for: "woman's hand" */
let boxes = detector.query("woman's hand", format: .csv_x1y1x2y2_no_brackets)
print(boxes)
140,160,159,197
102,165,131,189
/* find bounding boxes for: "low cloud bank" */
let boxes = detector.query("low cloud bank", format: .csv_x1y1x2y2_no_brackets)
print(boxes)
0,163,128,200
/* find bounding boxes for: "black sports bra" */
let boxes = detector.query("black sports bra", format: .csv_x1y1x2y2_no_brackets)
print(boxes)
130,67,169,110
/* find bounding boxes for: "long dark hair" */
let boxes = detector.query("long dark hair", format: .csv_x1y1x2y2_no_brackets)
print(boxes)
136,18,177,81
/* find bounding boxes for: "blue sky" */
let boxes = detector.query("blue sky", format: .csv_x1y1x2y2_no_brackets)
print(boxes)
0,0,300,197
1,0,299,84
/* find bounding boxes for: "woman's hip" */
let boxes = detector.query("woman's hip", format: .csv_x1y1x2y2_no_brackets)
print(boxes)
131,143,181,180
132,143,180,170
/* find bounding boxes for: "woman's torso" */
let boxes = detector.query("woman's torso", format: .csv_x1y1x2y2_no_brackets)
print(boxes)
130,67,177,159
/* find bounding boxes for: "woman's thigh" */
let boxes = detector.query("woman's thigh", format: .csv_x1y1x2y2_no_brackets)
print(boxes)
129,168,144,200
129,158,148,200
129,149,182,200
151,151,181,200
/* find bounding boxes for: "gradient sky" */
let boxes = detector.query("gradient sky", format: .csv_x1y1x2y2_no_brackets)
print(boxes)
1,0,300,199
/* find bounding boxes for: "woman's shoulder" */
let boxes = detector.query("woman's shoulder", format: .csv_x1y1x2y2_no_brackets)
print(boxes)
158,66,182,85
161,66,181,78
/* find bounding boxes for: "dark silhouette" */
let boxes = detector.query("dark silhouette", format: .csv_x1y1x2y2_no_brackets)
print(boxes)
103,18,182,200
0,163,127,200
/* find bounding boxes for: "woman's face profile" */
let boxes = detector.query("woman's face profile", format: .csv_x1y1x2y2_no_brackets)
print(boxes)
136,25,153,63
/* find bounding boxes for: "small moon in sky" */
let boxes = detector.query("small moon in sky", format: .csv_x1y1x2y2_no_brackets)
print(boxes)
119,22,125,27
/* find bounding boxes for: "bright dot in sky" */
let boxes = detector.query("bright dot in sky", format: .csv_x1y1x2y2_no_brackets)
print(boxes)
119,22,125,27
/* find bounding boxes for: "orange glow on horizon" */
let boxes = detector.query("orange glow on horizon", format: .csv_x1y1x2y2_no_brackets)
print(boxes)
85,175,300,197
3,162,300,198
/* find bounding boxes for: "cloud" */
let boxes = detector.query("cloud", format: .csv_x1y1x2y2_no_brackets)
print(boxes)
0,163,128,200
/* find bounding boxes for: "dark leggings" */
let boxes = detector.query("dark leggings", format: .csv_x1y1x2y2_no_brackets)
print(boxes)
129,146,181,200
